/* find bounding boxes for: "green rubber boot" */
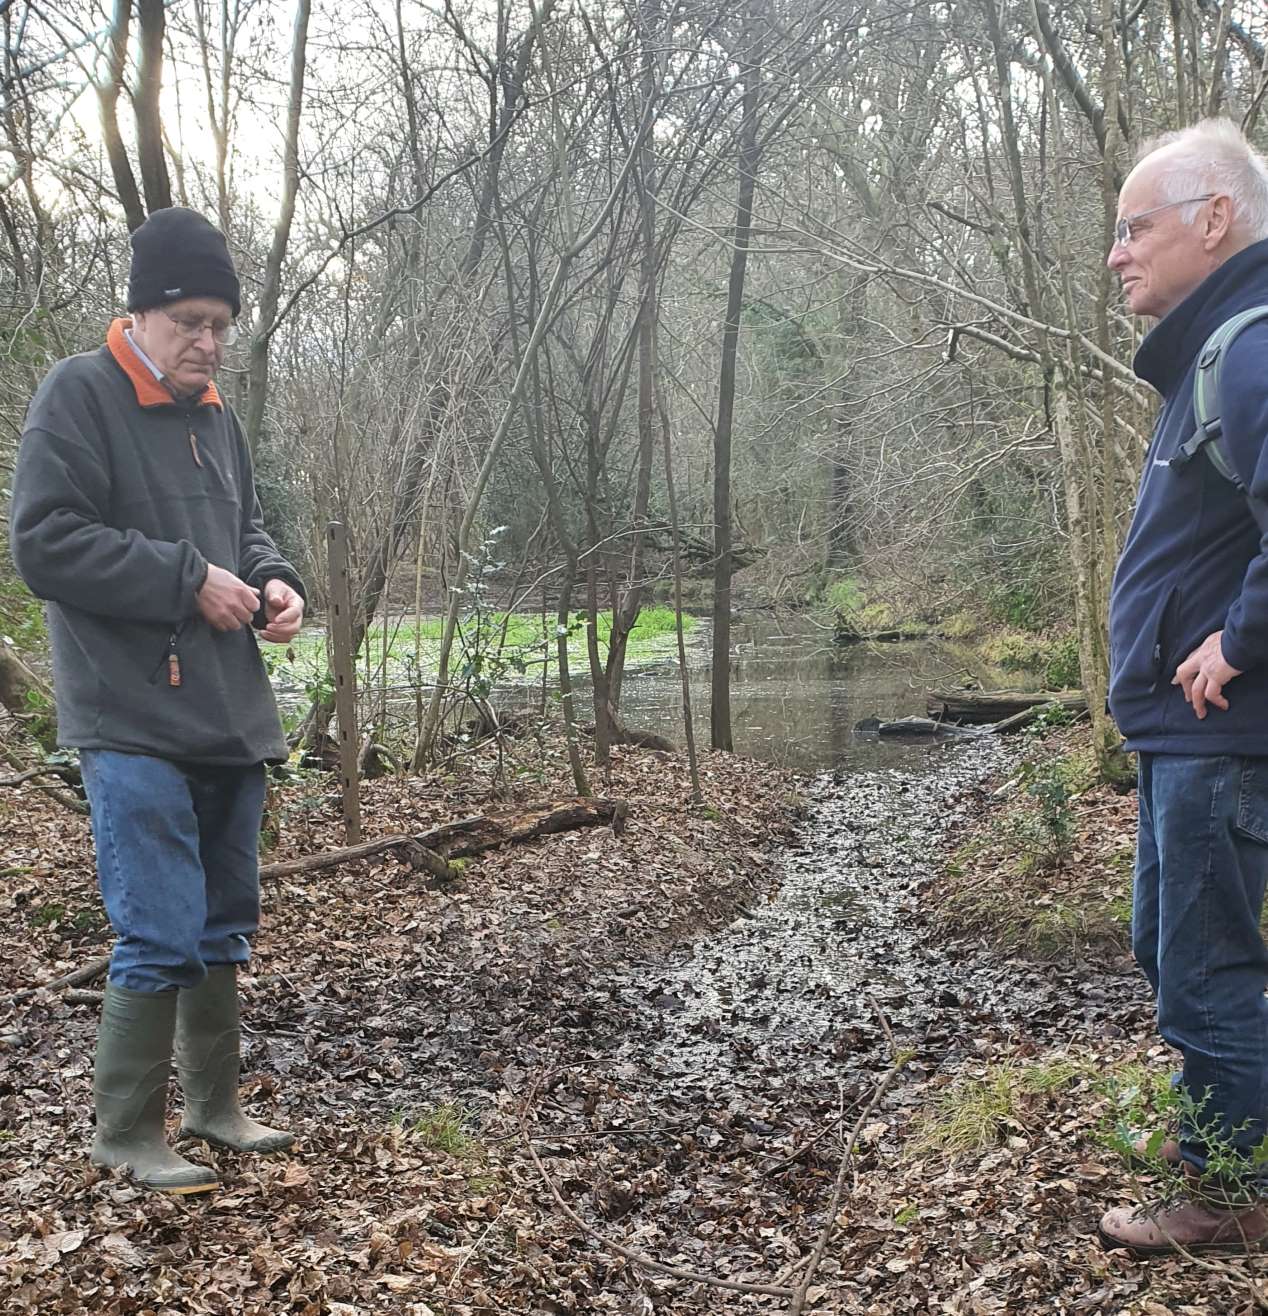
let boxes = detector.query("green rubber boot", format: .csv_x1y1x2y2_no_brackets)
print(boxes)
175,965,294,1154
91,984,220,1195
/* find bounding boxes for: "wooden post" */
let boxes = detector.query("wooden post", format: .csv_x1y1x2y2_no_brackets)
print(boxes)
328,521,361,843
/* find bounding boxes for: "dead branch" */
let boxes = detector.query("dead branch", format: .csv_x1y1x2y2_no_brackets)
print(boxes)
259,798,627,882
14,953,110,1003
0,765,64,786
0,746,87,815
789,999,905,1315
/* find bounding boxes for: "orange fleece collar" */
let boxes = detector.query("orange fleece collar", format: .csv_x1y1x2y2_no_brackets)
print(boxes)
106,318,223,411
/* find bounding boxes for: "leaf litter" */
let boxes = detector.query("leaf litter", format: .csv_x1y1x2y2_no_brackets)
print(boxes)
0,732,1261,1313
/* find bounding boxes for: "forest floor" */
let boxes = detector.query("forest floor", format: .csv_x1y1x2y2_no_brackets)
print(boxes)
1,726,1264,1315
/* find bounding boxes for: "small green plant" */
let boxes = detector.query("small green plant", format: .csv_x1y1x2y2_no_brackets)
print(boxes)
0,574,47,652
1029,774,1073,854
1025,702,1077,738
894,1203,919,1226
1044,632,1081,690
27,900,103,933
1100,1069,1268,1202
30,902,65,927
408,1103,477,1158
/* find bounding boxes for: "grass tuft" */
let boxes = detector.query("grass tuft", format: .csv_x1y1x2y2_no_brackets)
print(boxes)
911,1057,1096,1158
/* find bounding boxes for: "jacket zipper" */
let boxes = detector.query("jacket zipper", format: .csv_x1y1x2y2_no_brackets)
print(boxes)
147,410,202,683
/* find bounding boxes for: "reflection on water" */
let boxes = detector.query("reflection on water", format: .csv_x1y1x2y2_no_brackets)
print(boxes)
606,613,991,774
276,610,1008,775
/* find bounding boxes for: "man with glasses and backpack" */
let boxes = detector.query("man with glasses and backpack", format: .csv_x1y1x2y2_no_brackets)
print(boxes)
1101,118,1268,1255
11,207,306,1194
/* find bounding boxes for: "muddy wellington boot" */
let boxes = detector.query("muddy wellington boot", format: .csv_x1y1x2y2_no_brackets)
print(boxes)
175,964,294,1153
91,983,220,1194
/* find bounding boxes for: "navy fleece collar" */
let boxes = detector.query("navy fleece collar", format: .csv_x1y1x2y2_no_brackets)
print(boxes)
1134,238,1268,397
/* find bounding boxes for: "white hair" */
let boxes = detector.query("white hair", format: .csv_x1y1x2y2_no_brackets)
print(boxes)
1137,118,1268,242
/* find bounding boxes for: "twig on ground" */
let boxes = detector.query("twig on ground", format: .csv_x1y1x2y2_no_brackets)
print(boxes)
14,953,110,1004
516,1077,795,1300
0,765,64,786
762,1091,866,1177
788,998,906,1316
449,1201,506,1292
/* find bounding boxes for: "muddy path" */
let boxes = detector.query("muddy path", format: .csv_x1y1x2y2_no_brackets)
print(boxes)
495,739,1152,1311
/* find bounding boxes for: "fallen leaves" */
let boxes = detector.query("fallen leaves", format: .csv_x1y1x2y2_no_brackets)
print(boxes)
0,729,1254,1313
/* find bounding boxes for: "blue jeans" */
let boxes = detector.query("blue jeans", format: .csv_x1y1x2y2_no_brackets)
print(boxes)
80,749,267,993
1134,752,1268,1180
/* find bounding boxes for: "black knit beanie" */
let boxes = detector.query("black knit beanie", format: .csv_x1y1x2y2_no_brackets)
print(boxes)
127,207,241,318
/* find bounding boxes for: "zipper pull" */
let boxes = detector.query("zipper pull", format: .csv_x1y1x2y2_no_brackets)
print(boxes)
188,427,203,467
167,633,182,687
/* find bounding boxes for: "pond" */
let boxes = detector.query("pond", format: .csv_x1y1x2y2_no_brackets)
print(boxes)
611,611,1013,773
273,610,1023,774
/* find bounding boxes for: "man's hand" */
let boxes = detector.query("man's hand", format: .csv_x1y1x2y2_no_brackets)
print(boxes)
257,578,304,644
1172,629,1243,719
197,563,260,631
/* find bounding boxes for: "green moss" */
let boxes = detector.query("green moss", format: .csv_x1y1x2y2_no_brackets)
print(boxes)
1044,632,1081,689
824,576,865,613
1106,897,1133,926
280,607,695,689
976,628,1081,689
940,611,980,640
977,629,1050,673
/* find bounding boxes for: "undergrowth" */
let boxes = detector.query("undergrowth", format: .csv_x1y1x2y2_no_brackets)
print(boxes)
935,726,1133,959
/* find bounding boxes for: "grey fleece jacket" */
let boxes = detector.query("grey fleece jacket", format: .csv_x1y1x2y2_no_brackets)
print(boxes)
10,322,305,764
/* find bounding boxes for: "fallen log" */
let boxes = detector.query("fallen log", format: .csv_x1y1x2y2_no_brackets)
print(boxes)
986,703,1090,735
13,953,110,1004
835,627,930,645
582,722,677,753
259,797,628,883
926,688,1086,725
854,716,980,739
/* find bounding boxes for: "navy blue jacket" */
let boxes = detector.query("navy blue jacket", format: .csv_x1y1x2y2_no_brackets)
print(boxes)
1109,238,1268,754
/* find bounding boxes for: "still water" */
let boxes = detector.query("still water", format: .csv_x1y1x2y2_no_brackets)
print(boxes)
277,610,1013,774
596,612,1001,774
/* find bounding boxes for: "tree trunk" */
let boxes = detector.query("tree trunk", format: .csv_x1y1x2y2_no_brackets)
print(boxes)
134,0,172,214
98,0,145,232
243,0,311,455
711,16,764,753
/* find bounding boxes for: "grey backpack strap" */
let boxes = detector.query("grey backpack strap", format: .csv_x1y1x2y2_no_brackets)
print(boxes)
1179,306,1268,531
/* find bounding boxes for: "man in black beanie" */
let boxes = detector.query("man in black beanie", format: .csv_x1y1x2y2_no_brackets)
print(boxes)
9,207,306,1194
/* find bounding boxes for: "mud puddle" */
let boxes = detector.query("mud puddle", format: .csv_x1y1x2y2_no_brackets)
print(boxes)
611,738,1145,1094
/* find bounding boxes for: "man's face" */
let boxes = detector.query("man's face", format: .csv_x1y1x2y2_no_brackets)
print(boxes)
1107,158,1216,320
131,296,234,397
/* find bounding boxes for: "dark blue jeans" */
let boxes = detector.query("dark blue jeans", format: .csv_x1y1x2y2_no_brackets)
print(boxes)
80,749,267,993
1134,752,1268,1180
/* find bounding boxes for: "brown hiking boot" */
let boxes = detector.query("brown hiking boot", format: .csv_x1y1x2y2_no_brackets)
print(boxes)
1128,1133,1181,1170
1099,1185,1268,1258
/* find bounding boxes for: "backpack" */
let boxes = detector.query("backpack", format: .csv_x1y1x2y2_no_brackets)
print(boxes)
1170,305,1268,531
